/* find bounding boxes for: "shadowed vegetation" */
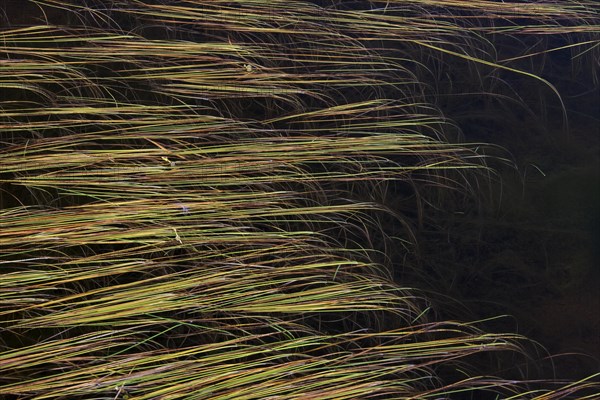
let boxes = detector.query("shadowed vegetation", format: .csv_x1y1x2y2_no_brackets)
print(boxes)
1,1,599,399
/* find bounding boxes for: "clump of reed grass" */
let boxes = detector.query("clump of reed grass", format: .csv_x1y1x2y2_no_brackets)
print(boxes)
1,1,599,399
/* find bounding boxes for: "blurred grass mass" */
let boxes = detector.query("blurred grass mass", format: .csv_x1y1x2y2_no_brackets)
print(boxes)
1,1,598,399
